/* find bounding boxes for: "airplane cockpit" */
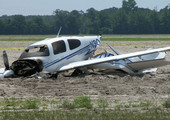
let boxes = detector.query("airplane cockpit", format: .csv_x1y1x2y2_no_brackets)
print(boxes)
19,45,50,59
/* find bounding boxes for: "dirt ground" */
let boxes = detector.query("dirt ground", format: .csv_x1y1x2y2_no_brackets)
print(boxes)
0,40,170,107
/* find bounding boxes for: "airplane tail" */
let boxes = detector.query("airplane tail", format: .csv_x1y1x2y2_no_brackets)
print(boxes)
96,34,102,47
98,34,102,40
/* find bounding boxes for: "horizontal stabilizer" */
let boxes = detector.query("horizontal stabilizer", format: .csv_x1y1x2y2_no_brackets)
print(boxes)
127,58,170,71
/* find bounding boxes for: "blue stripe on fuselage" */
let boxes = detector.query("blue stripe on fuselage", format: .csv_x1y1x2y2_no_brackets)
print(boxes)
44,44,90,68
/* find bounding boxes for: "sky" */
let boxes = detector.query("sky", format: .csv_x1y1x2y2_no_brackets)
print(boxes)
0,0,170,16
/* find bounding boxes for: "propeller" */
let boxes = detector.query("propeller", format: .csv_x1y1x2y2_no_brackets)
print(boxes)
3,51,10,70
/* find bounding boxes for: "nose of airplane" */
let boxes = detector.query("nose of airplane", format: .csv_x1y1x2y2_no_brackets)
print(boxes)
11,59,43,77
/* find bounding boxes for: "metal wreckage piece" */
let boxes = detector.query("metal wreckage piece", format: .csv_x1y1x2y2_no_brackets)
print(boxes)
0,50,44,78
11,59,43,77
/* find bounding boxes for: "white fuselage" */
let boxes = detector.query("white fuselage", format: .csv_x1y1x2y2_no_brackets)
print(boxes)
21,36,101,74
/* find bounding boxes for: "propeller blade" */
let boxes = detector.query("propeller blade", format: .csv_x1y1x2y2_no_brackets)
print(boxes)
3,51,10,70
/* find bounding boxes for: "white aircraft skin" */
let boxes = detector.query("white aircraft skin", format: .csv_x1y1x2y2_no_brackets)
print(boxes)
6,35,100,77
30,36,101,74
0,35,170,78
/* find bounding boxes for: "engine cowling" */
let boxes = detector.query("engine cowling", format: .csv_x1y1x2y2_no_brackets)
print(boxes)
11,59,43,77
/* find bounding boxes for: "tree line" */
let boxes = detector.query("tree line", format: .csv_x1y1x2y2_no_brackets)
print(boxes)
0,0,170,35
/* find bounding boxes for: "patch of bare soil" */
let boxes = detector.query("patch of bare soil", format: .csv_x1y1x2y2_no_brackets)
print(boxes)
0,40,170,105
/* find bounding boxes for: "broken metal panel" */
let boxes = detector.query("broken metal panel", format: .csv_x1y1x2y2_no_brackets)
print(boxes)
11,59,43,77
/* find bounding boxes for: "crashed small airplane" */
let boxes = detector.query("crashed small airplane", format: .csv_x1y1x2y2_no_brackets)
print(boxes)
0,35,170,78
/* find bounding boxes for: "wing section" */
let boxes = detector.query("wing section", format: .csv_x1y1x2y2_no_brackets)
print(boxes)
58,47,170,72
127,58,170,71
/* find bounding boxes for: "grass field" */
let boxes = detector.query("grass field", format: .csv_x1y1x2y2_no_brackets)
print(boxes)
1,109,170,120
0,97,170,120
103,38,170,41
0,35,170,41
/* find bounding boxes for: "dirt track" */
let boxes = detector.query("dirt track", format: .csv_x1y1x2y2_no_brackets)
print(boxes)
0,40,170,106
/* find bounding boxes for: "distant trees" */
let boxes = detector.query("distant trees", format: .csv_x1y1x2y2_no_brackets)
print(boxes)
122,0,137,12
160,6,170,34
0,0,170,35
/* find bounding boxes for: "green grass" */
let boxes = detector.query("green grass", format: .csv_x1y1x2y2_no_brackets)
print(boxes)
1,108,170,120
0,98,41,110
0,97,170,119
103,38,170,41
0,35,170,41
60,100,75,110
60,96,93,109
97,98,109,109
163,98,170,108
1,38,170,41
21,99,39,109
73,96,93,109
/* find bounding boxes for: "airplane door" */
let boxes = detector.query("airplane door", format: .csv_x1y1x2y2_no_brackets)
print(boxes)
49,40,67,71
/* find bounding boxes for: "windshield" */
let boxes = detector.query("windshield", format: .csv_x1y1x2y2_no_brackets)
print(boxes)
19,45,50,59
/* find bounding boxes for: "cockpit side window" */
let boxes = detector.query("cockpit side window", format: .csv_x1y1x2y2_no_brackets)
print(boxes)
52,40,66,55
67,39,81,50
